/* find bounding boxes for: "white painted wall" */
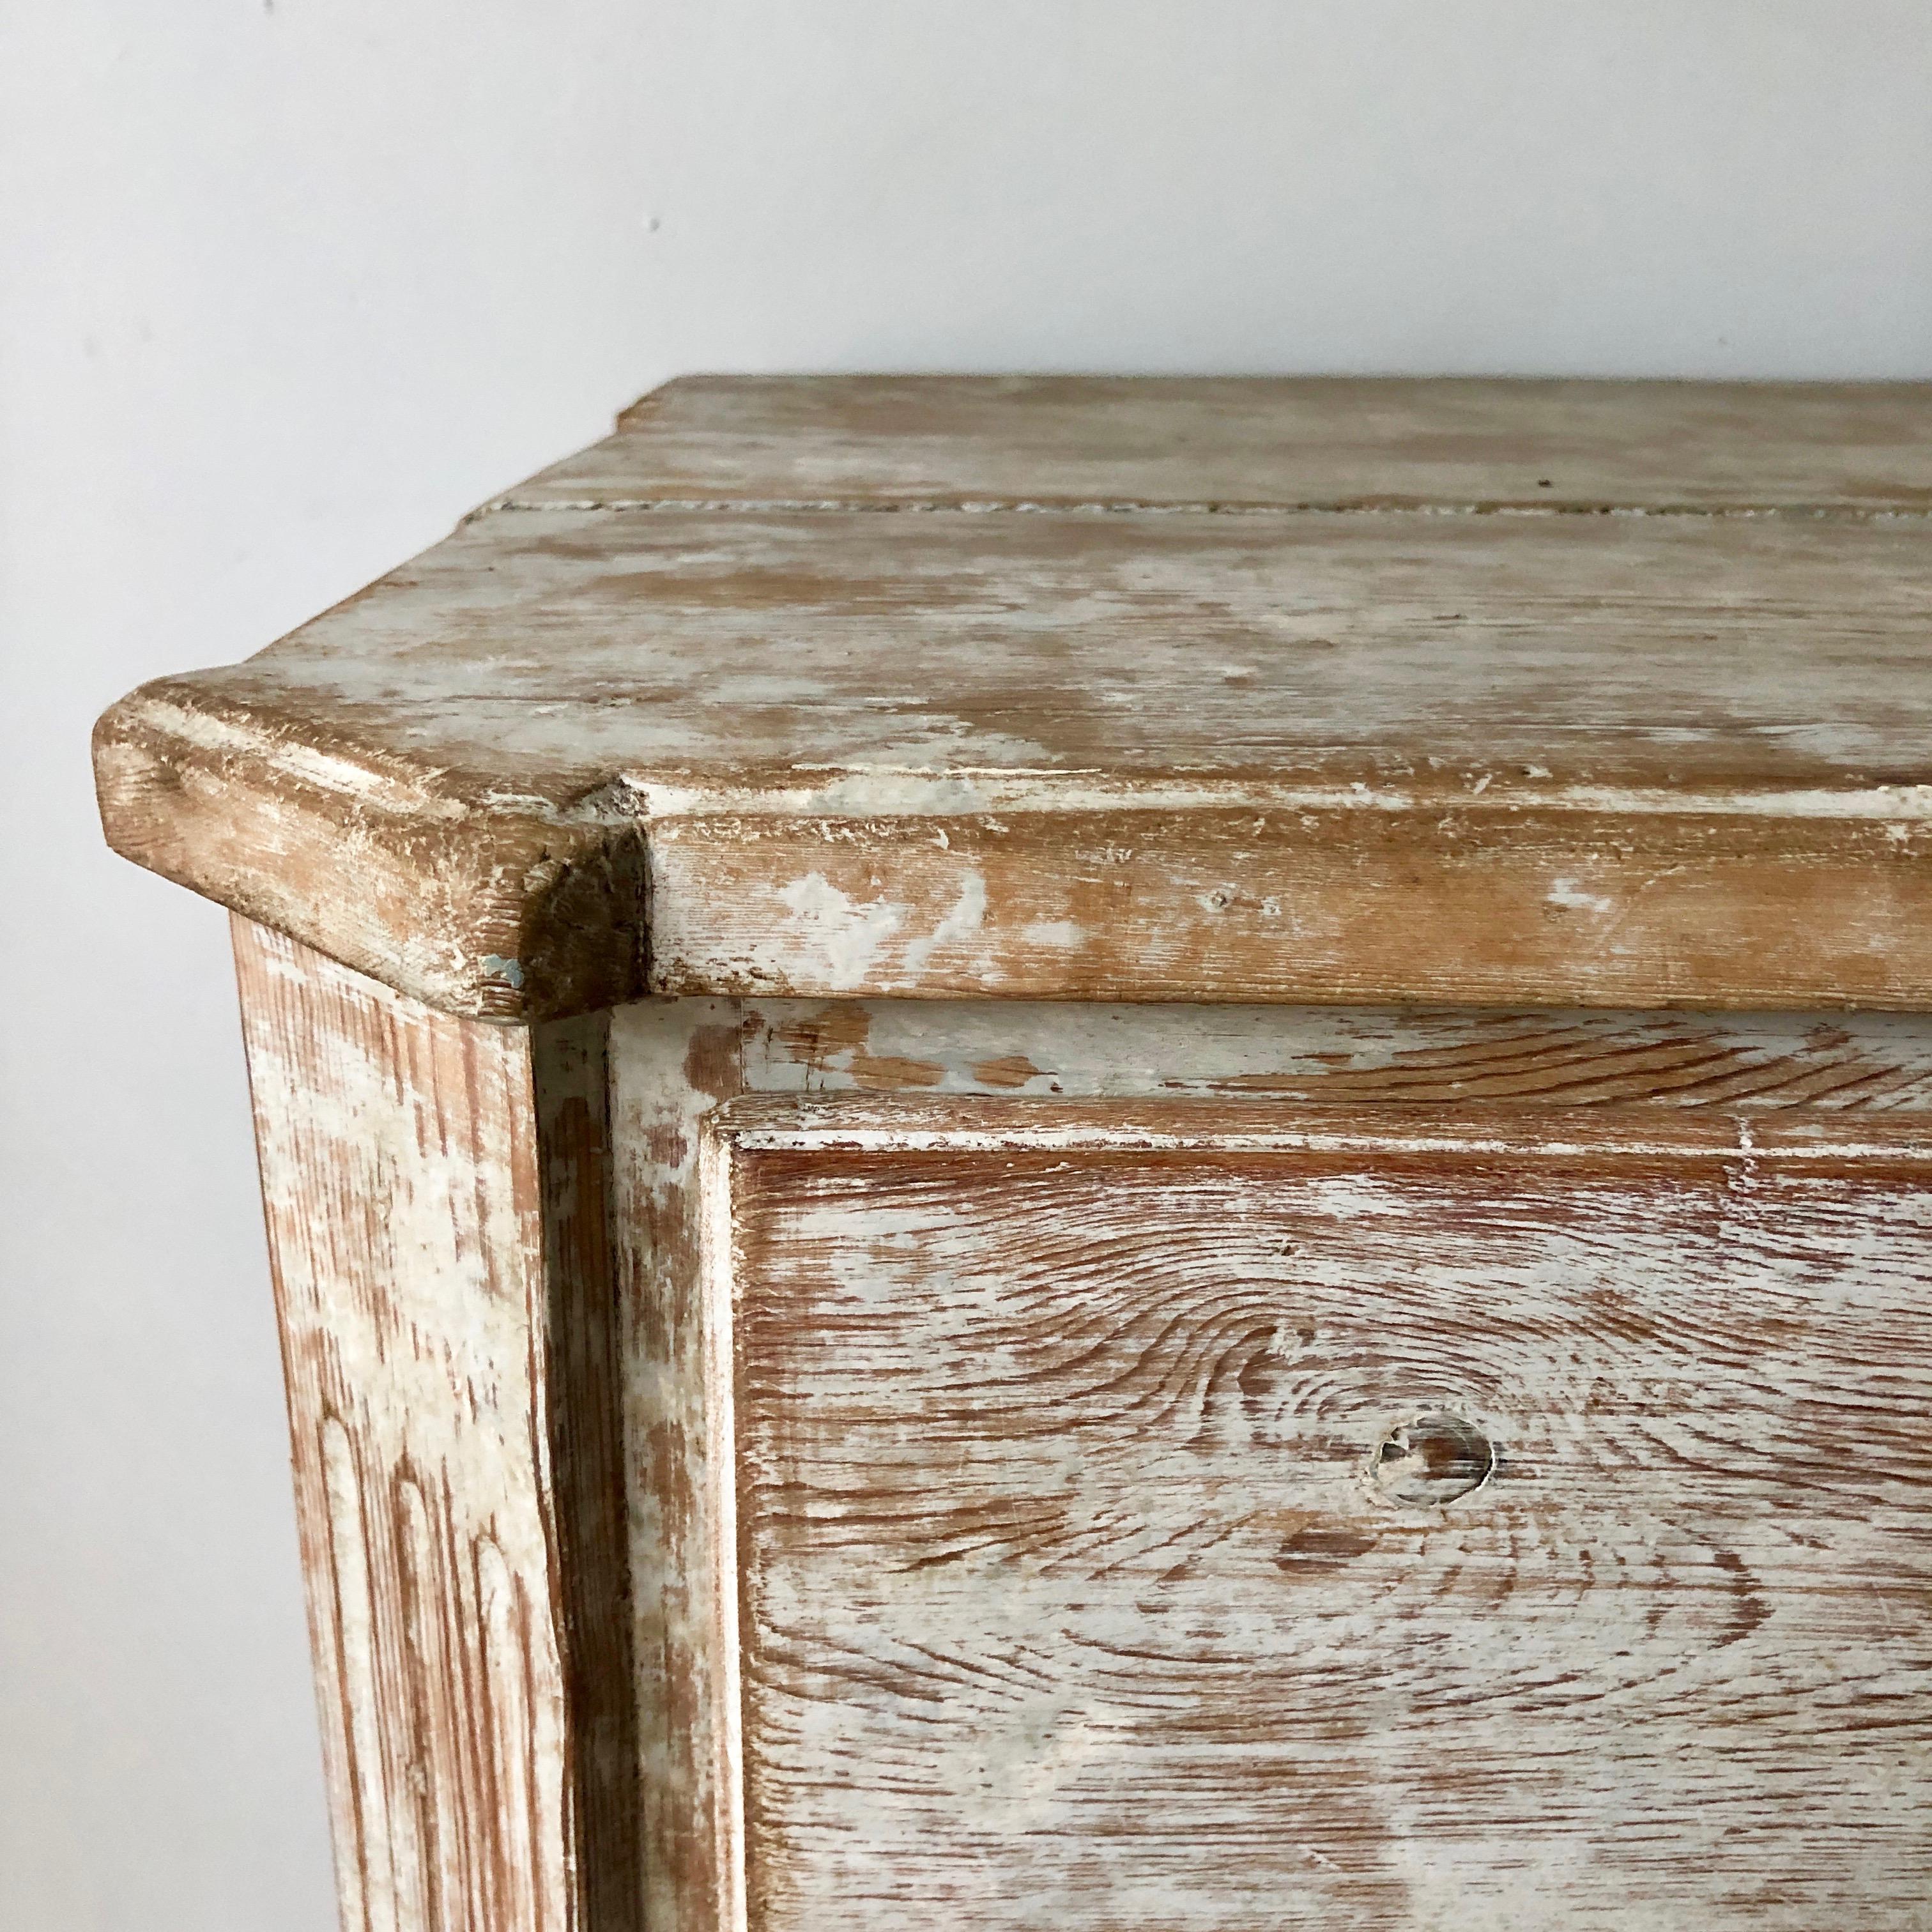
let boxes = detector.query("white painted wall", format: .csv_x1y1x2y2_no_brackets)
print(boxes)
3,3,1928,1924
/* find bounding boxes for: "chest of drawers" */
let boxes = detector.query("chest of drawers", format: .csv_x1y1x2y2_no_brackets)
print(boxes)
96,376,1932,1930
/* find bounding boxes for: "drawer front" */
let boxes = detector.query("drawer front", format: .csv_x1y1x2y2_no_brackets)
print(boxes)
700,1101,1932,1931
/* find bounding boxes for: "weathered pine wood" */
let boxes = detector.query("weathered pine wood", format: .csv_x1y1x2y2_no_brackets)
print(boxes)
208,979,1932,1929
233,919,639,1932
601,997,1932,1932
735,997,1932,1108
501,373,1932,513
96,379,1932,1021
606,999,744,1932
645,795,1932,1012
105,380,1932,1932
706,1095,1932,1930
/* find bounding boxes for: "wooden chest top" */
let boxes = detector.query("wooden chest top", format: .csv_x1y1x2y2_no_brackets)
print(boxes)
94,376,1932,1020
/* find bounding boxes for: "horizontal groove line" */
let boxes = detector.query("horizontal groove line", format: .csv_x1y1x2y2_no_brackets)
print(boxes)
468,497,1932,523
724,1126,1931,1158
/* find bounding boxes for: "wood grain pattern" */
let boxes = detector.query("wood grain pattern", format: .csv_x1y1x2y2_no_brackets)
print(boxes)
610,996,1932,1932
737,998,1932,1109
233,918,638,1932
234,985,1932,1931
708,1095,1932,1930
606,999,744,1932
502,373,1932,513
96,379,1932,1018
646,799,1932,1012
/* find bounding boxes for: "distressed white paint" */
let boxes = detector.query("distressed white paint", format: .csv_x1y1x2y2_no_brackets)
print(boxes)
95,383,1932,1018
734,999,1932,1108
233,921,629,1932
627,772,1932,824
109,504,1932,800
1545,877,1616,912
900,874,988,975
712,1095,1932,1163
697,1121,749,1932
709,1098,1932,1928
601,993,1932,1928
512,378,1932,512
760,875,907,992
607,995,744,1932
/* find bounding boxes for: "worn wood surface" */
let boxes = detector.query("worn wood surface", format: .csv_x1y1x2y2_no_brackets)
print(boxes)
607,1000,745,1932
233,919,638,1932
602,996,1932,1932
646,795,1932,1012
97,378,1932,1018
502,373,1932,513
735,997,1932,1108
707,1094,1932,1929
221,983,1932,1929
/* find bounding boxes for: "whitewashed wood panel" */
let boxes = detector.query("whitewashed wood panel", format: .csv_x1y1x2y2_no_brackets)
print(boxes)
706,1097,1932,1931
501,374,1932,514
738,999,1932,1108
605,997,1932,1931
99,491,1932,1019
233,919,639,1932
607,997,745,1932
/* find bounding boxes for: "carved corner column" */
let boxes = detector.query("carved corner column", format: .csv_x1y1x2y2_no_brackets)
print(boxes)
232,917,640,1932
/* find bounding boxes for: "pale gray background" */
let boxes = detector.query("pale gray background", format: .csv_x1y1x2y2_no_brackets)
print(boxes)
3,4,1930,1926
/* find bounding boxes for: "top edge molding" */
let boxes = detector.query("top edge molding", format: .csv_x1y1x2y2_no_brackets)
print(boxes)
95,376,1932,1020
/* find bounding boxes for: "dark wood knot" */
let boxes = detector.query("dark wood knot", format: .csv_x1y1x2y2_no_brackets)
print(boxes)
1370,1412,1495,1506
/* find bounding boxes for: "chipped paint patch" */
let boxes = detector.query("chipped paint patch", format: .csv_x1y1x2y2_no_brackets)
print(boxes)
1546,878,1615,914
762,874,907,991
1020,919,1084,949
901,874,988,977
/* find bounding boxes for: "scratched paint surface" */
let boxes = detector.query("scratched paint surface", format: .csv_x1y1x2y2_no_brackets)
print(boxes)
233,920,640,1932
108,507,1932,786
735,999,1932,1108
505,374,1932,514
610,997,1932,1932
93,377,1932,1018
232,975,1932,1932
712,1100,1932,1931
